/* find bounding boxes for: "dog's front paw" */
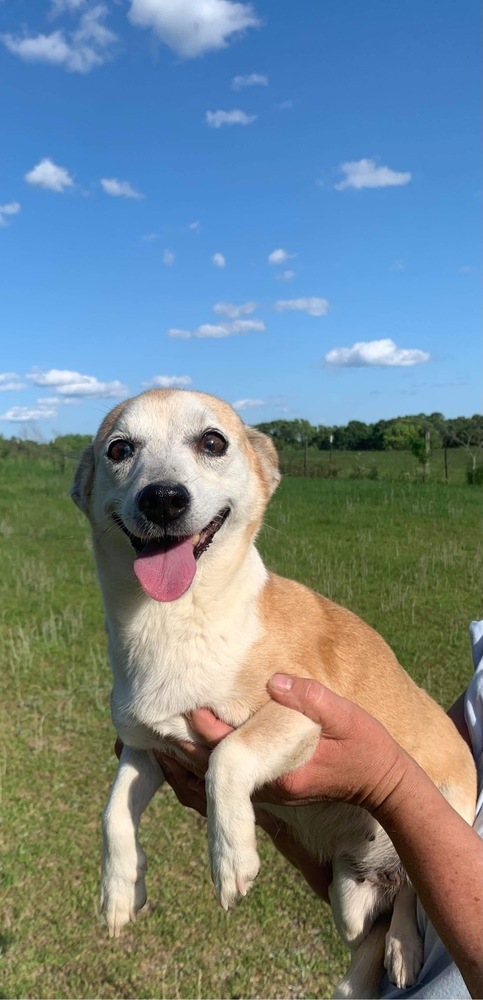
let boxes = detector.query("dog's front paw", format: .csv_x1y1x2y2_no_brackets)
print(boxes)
101,846,147,937
385,927,423,989
210,833,260,910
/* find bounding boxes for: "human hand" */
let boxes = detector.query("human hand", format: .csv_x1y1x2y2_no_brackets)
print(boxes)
153,676,407,815
265,674,408,811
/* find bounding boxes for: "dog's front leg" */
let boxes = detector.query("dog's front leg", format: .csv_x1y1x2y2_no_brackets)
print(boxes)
101,746,164,936
206,701,319,909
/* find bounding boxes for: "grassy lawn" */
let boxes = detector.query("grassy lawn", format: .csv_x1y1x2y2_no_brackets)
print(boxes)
1,460,481,999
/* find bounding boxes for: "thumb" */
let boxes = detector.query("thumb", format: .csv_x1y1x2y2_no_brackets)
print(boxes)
267,674,351,730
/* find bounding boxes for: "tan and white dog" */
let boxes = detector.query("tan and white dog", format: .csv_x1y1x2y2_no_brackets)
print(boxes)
72,389,476,998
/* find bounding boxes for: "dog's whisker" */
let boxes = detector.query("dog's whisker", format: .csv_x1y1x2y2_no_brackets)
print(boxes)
259,519,290,540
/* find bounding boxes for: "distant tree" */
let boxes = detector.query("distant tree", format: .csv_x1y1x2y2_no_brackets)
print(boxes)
425,412,445,448
343,420,372,450
312,425,336,450
255,419,316,448
367,420,387,451
445,415,483,483
410,428,432,481
382,418,423,451
50,434,93,458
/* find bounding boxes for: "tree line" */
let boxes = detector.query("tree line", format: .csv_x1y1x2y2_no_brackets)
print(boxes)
255,413,483,453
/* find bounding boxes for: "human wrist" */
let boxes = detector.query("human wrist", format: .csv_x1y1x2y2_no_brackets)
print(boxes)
357,738,412,815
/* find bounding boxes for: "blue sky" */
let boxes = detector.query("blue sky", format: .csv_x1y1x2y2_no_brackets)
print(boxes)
1,0,480,438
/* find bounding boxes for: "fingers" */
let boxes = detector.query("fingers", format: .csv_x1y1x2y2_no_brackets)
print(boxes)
187,708,234,747
267,674,346,725
267,674,362,742
153,741,210,778
159,754,208,817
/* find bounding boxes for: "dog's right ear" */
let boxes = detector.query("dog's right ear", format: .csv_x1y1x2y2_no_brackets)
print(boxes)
245,427,281,498
71,443,95,516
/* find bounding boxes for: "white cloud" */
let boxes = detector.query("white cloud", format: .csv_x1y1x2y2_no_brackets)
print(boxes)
188,220,200,231
2,5,117,74
275,297,329,317
198,319,264,337
50,0,86,13
162,249,175,266
390,260,406,272
232,398,264,410
167,328,192,339
0,405,58,422
211,318,264,335
142,374,192,388
335,158,411,191
0,372,25,391
0,202,21,227
168,319,265,339
275,269,295,281
213,301,256,318
232,72,267,90
101,177,144,199
325,338,430,367
128,0,260,58
27,368,127,397
58,378,127,397
28,368,83,387
212,252,226,268
195,324,229,338
25,157,74,192
276,99,293,110
268,247,295,265
142,232,159,241
206,109,257,128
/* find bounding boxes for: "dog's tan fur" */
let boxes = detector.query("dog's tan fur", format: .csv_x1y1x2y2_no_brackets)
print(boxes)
73,389,476,998
247,580,474,811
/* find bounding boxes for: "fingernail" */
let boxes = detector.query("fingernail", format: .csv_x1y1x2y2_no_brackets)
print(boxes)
269,673,294,691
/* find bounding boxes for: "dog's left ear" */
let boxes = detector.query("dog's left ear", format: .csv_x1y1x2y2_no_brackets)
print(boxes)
71,443,95,516
245,427,281,498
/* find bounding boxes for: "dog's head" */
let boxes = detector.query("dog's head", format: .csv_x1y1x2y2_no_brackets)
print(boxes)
72,389,280,602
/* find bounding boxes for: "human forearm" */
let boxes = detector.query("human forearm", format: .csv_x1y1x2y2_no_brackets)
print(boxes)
267,676,483,996
372,752,483,998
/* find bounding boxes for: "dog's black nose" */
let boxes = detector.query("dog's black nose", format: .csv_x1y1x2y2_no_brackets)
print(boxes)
138,483,191,527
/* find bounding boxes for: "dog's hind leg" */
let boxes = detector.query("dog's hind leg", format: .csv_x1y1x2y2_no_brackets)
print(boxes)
330,858,390,998
333,917,389,999
329,857,388,950
384,882,423,989
101,746,164,937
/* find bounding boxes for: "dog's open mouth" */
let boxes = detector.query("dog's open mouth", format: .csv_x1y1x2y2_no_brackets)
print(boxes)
112,508,230,603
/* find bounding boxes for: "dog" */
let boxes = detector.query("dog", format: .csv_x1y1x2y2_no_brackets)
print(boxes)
72,388,476,998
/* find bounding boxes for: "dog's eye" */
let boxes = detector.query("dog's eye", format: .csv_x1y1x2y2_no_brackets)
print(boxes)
198,431,228,457
107,439,134,463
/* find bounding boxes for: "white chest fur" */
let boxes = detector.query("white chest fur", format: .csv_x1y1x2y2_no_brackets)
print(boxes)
100,547,267,748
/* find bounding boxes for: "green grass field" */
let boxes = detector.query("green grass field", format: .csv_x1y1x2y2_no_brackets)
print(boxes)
1,459,481,999
278,446,473,484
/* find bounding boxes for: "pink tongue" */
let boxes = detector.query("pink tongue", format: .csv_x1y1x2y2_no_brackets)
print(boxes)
134,536,196,602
